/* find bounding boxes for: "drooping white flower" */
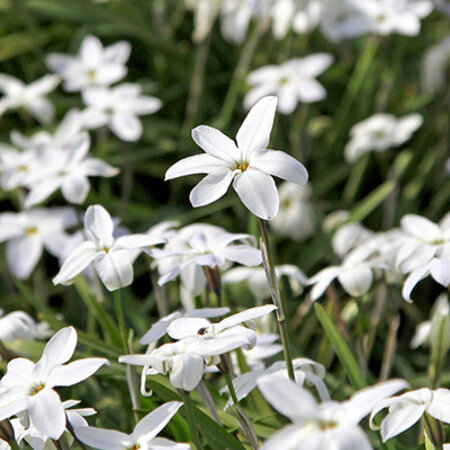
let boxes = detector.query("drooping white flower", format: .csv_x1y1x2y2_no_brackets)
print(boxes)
0,74,59,124
331,220,375,258
0,144,39,191
244,56,332,114
81,83,162,141
421,36,450,94
0,207,77,279
270,0,324,39
223,358,329,406
309,243,379,300
370,387,450,442
46,34,131,92
120,305,277,391
75,401,189,450
166,96,308,220
0,327,108,440
53,205,165,291
345,113,423,162
140,307,230,346
258,375,408,449
223,264,308,301
269,182,316,240
0,310,50,343
321,0,433,41
154,226,261,287
22,131,119,207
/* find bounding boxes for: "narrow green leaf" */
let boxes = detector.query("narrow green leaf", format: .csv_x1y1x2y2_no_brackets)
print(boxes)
315,303,367,390
348,179,396,224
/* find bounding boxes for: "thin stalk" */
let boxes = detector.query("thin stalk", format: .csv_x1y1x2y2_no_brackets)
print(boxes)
0,340,13,362
220,357,259,449
113,290,140,422
213,17,270,130
6,439,20,450
197,381,221,424
379,314,400,381
180,390,202,450
422,413,445,449
181,31,212,138
258,219,295,381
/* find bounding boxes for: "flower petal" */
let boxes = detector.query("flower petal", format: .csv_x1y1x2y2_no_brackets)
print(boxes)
251,149,308,185
233,169,279,220
165,154,228,180
236,96,277,153
75,426,129,450
170,354,204,391
47,358,109,388
93,249,134,291
218,304,277,331
192,125,240,165
28,387,66,440
84,204,114,249
6,236,43,280
53,241,98,286
61,175,90,204
110,113,142,141
189,169,235,207
132,401,183,442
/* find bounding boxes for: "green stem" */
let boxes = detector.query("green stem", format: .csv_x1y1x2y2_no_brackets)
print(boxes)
258,219,295,381
180,390,202,450
213,17,269,130
113,289,140,422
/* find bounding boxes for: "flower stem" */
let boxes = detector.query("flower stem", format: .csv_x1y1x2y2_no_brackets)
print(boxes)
180,390,202,450
258,219,296,382
113,289,141,422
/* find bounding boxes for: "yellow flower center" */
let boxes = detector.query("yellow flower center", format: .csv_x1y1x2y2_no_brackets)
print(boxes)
26,227,38,236
31,384,45,396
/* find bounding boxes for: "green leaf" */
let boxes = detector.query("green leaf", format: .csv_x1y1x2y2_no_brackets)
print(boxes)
315,303,367,390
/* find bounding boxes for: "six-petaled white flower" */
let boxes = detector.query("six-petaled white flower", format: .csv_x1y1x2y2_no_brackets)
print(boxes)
165,96,308,220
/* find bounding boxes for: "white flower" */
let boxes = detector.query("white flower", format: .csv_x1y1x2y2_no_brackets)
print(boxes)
220,0,259,44
370,387,450,442
345,113,423,162
331,221,375,258
10,109,83,150
321,0,433,41
81,83,162,141
270,0,323,39
140,307,230,346
165,96,308,220
422,36,450,94
75,401,189,450
185,0,221,43
0,310,50,343
46,34,130,92
154,223,259,295
309,244,379,300
258,375,408,449
0,74,59,124
0,144,39,191
22,131,119,208
241,333,283,369
269,182,316,239
223,264,308,301
120,305,277,391
244,55,332,114
154,226,261,287
411,294,449,349
53,205,166,291
223,358,329,406
0,327,108,440
395,214,450,301
0,207,77,279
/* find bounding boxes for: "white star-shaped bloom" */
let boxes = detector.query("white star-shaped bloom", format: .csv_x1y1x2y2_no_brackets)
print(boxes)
53,205,166,291
370,387,450,442
258,375,408,450
0,310,50,343
0,207,77,279
22,131,119,207
0,327,108,440
345,113,423,162
166,96,308,220
0,74,59,124
46,34,130,92
81,83,162,141
244,56,333,114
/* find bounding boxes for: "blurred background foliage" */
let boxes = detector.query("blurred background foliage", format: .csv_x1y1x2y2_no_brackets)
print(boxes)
0,0,449,447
